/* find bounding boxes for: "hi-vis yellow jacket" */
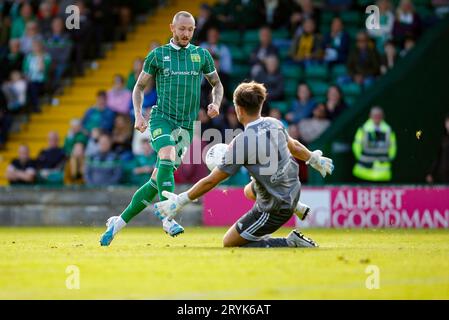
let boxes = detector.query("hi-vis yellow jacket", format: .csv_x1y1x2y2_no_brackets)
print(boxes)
352,119,397,181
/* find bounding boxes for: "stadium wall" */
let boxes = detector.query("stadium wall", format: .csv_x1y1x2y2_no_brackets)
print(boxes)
0,186,201,226
1,186,448,228
309,17,449,185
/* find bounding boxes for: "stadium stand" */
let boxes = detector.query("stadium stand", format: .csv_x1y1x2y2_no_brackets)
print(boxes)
0,0,446,186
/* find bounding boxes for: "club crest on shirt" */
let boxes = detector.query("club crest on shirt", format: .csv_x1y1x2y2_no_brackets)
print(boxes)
152,128,162,138
190,54,201,62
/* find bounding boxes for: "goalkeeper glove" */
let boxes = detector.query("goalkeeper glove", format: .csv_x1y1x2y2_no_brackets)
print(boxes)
154,191,191,219
306,150,334,178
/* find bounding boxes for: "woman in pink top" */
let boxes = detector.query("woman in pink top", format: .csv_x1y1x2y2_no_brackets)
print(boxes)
107,74,132,114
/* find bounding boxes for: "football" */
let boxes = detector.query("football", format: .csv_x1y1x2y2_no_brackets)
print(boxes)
205,143,229,171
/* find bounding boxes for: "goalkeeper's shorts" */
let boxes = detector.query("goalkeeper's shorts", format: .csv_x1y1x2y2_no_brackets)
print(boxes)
235,206,294,242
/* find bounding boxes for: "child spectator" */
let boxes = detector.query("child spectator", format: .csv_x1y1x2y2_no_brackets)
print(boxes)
64,142,85,185
1,70,27,112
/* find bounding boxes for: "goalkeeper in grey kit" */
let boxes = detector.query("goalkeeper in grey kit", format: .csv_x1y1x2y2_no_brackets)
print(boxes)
155,82,334,248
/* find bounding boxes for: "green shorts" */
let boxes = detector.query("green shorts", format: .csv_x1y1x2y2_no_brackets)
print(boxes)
149,115,193,169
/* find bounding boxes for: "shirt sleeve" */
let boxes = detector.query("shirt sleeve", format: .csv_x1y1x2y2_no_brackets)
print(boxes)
201,49,216,75
143,49,158,76
217,137,244,176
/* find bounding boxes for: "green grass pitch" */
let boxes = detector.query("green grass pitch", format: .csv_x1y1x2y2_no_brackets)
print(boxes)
0,227,448,299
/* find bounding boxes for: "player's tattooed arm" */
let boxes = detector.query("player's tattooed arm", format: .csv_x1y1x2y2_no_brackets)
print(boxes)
133,71,152,133
204,71,223,118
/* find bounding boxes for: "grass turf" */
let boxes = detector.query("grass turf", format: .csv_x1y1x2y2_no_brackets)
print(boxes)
0,227,448,299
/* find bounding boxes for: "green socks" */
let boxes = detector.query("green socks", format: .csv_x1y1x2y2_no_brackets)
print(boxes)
156,159,175,201
120,179,158,223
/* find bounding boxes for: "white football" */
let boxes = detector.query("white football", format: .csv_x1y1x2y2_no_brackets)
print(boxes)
205,143,228,171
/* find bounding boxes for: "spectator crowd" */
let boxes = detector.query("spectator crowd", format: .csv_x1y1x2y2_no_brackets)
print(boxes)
2,0,446,186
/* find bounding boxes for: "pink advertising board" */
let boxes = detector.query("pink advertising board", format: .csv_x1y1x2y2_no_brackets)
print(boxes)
203,186,449,228
202,187,296,227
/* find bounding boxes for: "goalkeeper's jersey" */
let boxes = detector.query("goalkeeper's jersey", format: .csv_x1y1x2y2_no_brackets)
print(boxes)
218,117,301,213
143,39,216,129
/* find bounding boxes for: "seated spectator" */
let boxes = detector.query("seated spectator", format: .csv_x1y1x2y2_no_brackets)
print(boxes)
20,21,43,55
82,90,115,133
126,57,143,90
85,127,102,157
367,0,395,50
289,18,322,66
6,144,36,185
107,74,132,115
64,118,89,155
285,83,316,123
111,114,133,159
35,131,66,184
298,103,331,144
37,1,54,37
347,32,380,87
254,55,284,102
289,0,321,37
399,36,415,57
325,85,347,120
1,70,27,112
250,26,279,78
0,106,13,149
10,2,35,39
426,114,449,184
64,142,85,185
85,134,123,186
0,39,24,83
23,39,51,112
393,0,421,45
194,3,218,43
45,17,73,93
201,27,232,75
380,40,397,74
322,17,350,65
129,138,157,186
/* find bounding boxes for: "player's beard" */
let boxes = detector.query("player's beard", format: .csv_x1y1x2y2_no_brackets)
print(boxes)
173,34,191,47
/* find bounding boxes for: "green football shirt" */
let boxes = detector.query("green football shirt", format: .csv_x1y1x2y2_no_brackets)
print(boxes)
143,39,216,129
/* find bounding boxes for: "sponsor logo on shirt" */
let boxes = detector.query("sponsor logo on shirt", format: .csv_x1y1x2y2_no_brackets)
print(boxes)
163,55,171,61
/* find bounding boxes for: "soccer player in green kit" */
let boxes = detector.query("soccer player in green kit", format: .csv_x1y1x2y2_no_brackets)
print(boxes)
100,11,223,246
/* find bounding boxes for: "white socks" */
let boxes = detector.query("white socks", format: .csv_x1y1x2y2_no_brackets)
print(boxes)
112,216,127,236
